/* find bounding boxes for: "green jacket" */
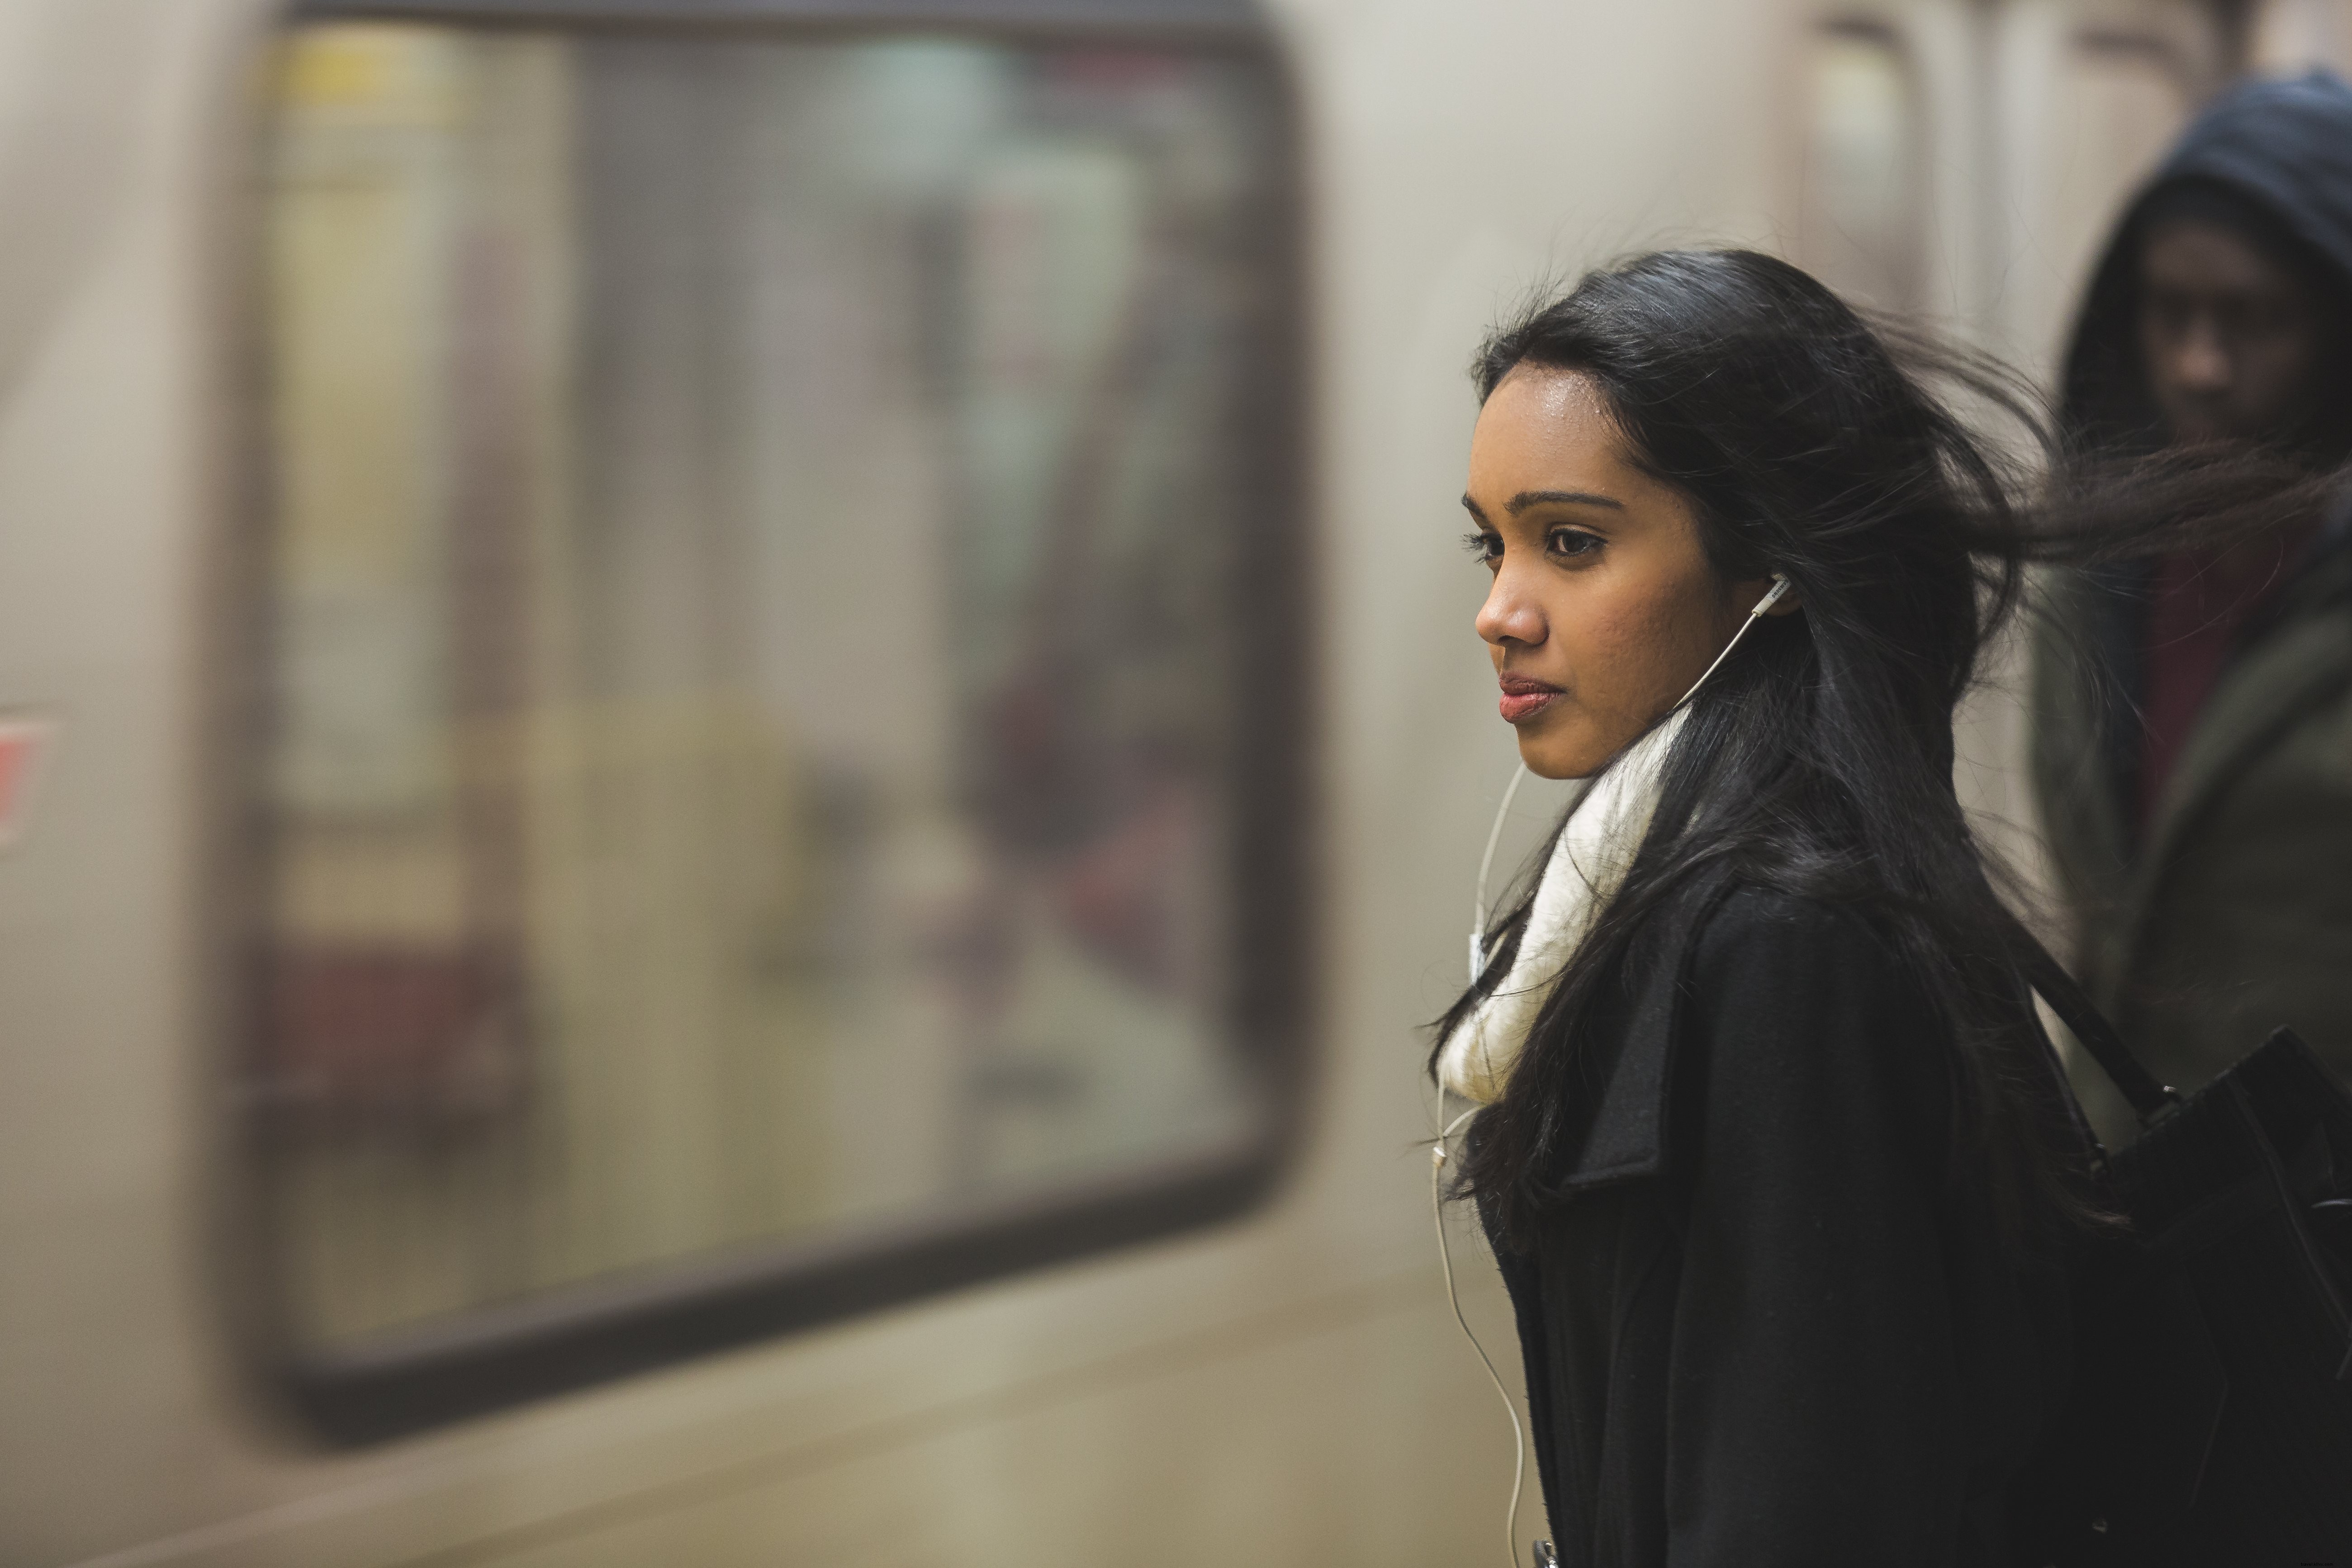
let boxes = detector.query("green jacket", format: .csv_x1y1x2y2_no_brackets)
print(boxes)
2031,538,2352,1142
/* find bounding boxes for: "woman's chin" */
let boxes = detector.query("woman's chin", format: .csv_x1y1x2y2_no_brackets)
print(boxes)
1513,732,1601,782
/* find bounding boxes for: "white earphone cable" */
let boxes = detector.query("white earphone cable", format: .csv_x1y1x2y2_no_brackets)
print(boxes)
1470,763,1528,983
1670,573,1788,712
1432,1097,1526,1568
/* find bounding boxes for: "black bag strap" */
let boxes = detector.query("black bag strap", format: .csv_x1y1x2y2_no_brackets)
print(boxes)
1998,912,2183,1125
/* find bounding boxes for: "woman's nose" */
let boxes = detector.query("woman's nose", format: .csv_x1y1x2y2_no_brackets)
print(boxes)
1475,567,1546,649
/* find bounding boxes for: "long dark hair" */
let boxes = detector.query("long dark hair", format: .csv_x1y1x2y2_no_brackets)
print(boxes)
1438,248,2333,1249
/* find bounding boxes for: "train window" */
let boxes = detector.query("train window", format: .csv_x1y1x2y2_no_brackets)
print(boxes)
1798,20,1922,313
234,1,1304,1441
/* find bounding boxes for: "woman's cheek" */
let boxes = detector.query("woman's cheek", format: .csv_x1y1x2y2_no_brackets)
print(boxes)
1575,597,1660,722
1627,579,1727,708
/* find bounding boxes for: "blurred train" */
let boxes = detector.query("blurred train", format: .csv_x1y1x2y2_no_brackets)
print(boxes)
1,0,2344,1562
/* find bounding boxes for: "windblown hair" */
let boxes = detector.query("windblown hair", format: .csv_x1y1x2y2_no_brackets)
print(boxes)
1438,249,2336,1249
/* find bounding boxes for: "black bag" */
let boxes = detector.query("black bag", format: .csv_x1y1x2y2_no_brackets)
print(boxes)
2011,934,2352,1565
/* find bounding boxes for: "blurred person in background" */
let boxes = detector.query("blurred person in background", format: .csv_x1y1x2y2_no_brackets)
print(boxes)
2033,70,2352,1141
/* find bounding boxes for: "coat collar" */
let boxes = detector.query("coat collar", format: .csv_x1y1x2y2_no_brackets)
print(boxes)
1546,879,1727,1192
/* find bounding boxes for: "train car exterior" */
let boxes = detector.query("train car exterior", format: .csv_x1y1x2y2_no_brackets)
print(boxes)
0,0,2335,1563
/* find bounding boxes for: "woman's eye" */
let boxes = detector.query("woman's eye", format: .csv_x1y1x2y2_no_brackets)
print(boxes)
1547,529,1603,561
1461,531,1503,567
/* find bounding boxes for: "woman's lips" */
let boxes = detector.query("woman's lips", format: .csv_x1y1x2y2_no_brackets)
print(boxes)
1498,675,1563,724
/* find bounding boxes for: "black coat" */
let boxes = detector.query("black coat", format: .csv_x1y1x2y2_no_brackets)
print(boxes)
1479,883,2075,1567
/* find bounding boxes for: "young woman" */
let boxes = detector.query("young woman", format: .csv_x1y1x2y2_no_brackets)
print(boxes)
1433,250,2112,1565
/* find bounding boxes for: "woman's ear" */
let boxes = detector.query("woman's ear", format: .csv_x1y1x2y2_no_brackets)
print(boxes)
1762,582,1803,616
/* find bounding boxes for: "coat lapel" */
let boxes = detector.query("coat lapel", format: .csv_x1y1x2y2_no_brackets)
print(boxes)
1551,881,1725,1192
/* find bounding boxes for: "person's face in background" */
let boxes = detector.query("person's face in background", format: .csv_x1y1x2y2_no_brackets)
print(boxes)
2138,220,2333,447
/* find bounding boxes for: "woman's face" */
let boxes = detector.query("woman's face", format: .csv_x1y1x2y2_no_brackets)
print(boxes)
1463,365,1782,780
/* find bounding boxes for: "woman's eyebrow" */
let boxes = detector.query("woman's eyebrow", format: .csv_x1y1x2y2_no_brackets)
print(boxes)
1459,489,1627,525
1506,489,1624,514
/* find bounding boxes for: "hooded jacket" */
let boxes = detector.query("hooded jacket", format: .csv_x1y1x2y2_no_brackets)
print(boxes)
2031,70,2352,1144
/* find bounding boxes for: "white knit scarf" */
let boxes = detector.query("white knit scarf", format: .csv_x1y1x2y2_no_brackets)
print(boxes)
1436,705,1688,1104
